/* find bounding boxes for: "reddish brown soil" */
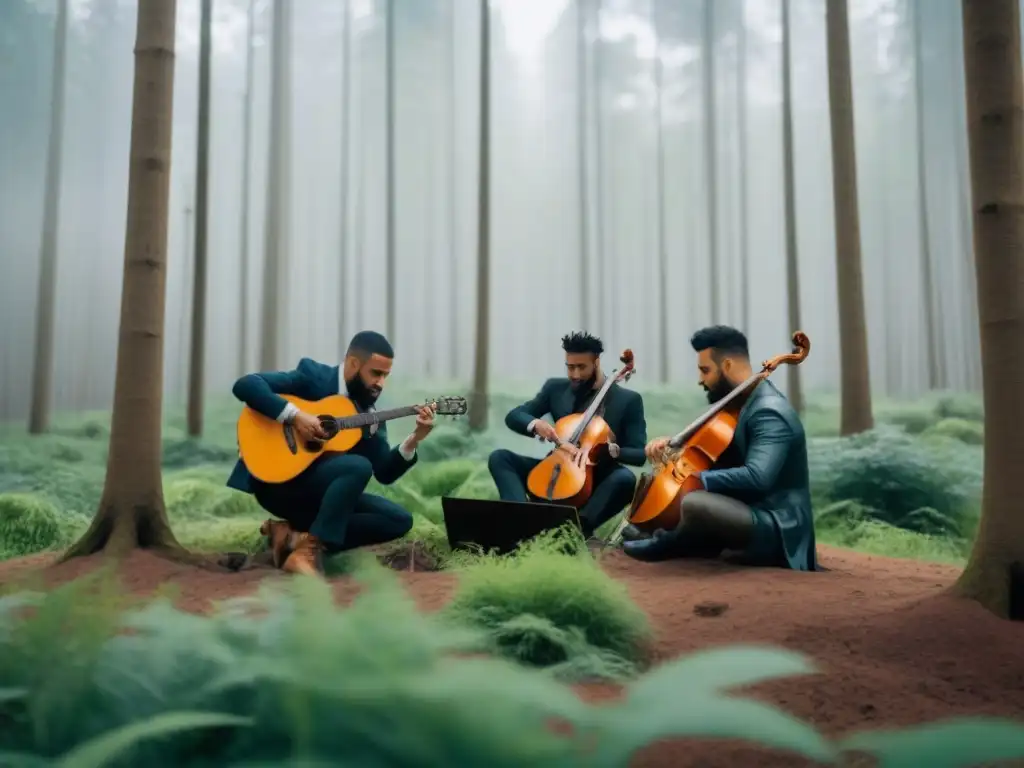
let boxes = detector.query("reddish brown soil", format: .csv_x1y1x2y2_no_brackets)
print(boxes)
1,545,1022,767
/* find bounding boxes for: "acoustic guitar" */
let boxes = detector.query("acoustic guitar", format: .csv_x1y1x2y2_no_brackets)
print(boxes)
237,393,468,483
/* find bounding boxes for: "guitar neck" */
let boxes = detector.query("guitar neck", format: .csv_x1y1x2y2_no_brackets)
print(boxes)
335,405,420,430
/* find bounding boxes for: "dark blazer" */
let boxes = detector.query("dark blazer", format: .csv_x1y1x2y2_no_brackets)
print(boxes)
505,378,648,467
698,379,817,571
225,357,417,493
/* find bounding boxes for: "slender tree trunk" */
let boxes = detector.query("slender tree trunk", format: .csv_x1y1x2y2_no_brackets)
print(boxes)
385,0,396,342
187,0,212,437
952,0,1024,618
781,0,804,413
338,0,353,356
468,0,490,433
653,0,669,384
447,0,459,379
737,0,750,332
826,0,872,435
238,0,254,377
592,0,605,333
912,0,941,390
61,0,204,564
28,0,69,435
576,0,590,330
703,0,719,323
353,30,366,331
259,0,291,371
949,0,980,391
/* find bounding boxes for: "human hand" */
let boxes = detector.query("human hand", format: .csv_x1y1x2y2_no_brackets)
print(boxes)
644,436,670,462
532,420,558,442
294,412,327,442
556,442,579,458
412,404,436,441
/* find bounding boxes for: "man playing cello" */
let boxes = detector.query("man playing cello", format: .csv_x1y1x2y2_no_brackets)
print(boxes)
487,331,647,539
621,325,818,571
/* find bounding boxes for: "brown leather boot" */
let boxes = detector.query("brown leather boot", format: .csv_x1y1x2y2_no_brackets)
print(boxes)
260,518,296,568
281,532,325,578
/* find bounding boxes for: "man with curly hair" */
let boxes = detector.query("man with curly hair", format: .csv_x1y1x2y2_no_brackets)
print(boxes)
487,331,646,538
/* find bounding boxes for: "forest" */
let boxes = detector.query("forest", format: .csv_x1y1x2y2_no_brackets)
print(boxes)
0,0,1023,766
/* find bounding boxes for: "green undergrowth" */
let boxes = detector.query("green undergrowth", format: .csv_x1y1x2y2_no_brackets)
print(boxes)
444,526,653,678
0,388,987,568
1,565,1023,768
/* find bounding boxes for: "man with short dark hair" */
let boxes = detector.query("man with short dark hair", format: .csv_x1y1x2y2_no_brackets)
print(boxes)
487,331,646,538
622,324,818,571
226,330,435,576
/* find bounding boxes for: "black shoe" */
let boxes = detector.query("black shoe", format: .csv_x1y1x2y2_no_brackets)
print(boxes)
622,530,680,562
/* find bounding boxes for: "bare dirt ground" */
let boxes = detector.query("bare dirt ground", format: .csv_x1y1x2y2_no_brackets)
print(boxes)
1,545,1022,767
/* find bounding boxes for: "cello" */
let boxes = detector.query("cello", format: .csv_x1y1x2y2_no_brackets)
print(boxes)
525,349,637,508
608,332,810,543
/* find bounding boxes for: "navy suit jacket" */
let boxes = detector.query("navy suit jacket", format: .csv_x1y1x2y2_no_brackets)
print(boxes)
504,377,648,467
226,357,418,493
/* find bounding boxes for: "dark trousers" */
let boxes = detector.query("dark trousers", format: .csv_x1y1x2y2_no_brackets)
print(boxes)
251,453,413,553
487,448,638,535
672,490,782,565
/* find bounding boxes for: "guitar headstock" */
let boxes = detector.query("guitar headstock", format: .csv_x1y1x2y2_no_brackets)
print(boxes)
614,348,636,383
426,396,469,416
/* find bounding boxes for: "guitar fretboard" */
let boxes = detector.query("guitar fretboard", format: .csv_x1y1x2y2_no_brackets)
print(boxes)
334,405,420,430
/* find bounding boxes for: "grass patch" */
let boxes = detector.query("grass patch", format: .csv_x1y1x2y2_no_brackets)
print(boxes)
444,527,653,679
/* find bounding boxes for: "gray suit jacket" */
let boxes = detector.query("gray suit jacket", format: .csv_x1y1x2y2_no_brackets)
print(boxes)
699,379,817,571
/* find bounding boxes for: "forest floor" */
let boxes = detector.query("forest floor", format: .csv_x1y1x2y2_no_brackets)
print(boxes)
1,541,1020,767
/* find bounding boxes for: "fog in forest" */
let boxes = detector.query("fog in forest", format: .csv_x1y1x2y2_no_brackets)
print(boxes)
0,0,983,422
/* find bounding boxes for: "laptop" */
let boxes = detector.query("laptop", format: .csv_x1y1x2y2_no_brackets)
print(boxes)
440,496,581,556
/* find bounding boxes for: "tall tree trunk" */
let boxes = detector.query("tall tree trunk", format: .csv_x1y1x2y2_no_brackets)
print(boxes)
238,0,255,377
592,0,605,333
949,0,980,391
468,0,490,432
781,0,804,413
576,0,590,330
385,0,396,341
447,0,459,379
187,0,212,437
826,0,872,435
259,0,291,371
736,0,750,332
353,29,366,332
952,0,1024,618
702,0,719,323
653,0,669,384
61,0,197,563
28,0,69,435
338,0,353,355
912,0,942,390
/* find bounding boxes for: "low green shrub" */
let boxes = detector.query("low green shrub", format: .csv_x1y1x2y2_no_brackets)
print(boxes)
0,494,78,558
0,568,1022,767
444,527,653,675
923,417,984,446
810,427,980,539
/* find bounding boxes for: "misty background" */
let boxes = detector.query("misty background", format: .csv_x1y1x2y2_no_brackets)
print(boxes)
0,0,983,421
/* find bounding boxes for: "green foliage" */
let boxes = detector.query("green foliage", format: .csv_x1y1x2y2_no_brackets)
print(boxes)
810,426,980,541
0,569,1022,767
0,494,78,558
445,527,653,675
923,417,984,446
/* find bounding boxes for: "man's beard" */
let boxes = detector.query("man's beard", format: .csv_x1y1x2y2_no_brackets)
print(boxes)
704,377,733,405
570,373,598,409
346,374,381,409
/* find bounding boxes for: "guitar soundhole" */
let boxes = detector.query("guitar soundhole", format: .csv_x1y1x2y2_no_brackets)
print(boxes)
304,440,326,453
